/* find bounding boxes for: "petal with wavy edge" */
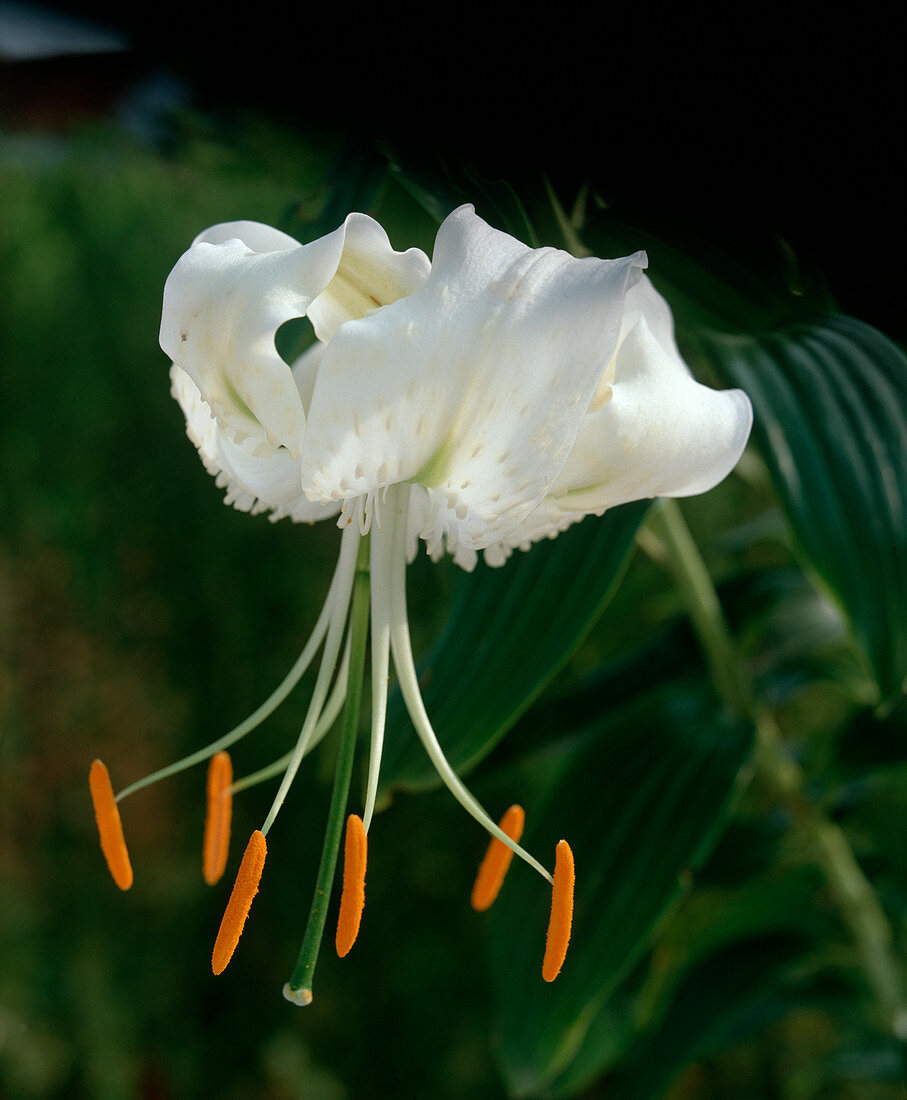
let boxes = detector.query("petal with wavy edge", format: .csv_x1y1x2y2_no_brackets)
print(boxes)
170,365,339,523
193,220,302,252
160,216,430,457
481,497,589,566
301,205,647,550
306,217,431,343
548,307,753,513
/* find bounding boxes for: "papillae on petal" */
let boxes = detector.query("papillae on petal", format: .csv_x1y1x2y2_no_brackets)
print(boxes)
170,364,340,524
300,205,648,552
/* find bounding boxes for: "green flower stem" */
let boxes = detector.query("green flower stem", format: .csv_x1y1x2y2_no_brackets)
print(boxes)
284,536,371,1005
649,498,907,1042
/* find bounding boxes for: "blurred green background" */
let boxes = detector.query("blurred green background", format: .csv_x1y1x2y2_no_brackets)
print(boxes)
2,15,906,1098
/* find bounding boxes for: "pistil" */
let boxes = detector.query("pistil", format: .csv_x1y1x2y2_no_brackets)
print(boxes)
283,535,371,1005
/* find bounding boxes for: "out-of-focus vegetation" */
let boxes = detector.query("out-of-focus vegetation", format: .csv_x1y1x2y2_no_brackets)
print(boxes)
1,113,905,1100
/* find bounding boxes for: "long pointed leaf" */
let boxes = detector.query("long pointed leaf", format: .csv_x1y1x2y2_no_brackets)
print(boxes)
699,315,907,703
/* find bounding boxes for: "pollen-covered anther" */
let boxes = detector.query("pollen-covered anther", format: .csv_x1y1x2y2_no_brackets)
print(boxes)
335,814,367,958
89,759,133,891
203,751,233,885
471,804,525,911
212,830,267,975
542,840,574,982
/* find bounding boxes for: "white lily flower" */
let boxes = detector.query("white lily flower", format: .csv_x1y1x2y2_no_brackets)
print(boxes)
92,204,752,1001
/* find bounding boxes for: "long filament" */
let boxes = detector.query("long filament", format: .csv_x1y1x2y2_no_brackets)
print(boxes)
229,630,353,796
260,523,361,838
114,549,347,803
361,503,394,832
387,489,553,885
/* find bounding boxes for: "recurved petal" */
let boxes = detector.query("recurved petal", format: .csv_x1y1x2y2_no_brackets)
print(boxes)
548,314,753,513
170,366,339,523
193,220,302,252
306,214,430,343
160,214,428,458
160,227,341,455
301,205,647,550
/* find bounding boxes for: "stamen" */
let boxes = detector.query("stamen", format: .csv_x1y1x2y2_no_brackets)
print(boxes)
335,814,367,957
362,513,393,832
229,632,352,797
113,547,345,805
89,759,133,890
542,840,574,982
471,804,525,911
212,830,267,975
386,485,552,886
203,751,233,885
260,523,361,839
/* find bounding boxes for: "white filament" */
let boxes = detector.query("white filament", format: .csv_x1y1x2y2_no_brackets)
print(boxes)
114,543,348,803
362,497,394,832
228,629,353,796
260,521,362,837
386,486,553,884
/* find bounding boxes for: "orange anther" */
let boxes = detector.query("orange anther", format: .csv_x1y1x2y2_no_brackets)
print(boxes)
203,751,233,885
212,830,267,975
89,759,133,891
335,814,367,958
471,804,525,911
542,840,574,982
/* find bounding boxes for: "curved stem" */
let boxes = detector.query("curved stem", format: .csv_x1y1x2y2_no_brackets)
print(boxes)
649,498,907,1043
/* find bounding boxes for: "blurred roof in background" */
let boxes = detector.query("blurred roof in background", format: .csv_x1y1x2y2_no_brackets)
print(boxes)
0,1,187,137
0,0,126,60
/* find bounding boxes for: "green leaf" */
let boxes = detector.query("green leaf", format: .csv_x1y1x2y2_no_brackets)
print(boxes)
545,865,826,1097
604,933,814,1100
698,315,907,704
487,682,754,1096
379,502,648,793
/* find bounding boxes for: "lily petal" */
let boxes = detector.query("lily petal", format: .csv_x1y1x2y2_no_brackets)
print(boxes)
306,216,431,343
170,365,339,523
160,216,430,457
548,286,753,512
301,205,647,550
